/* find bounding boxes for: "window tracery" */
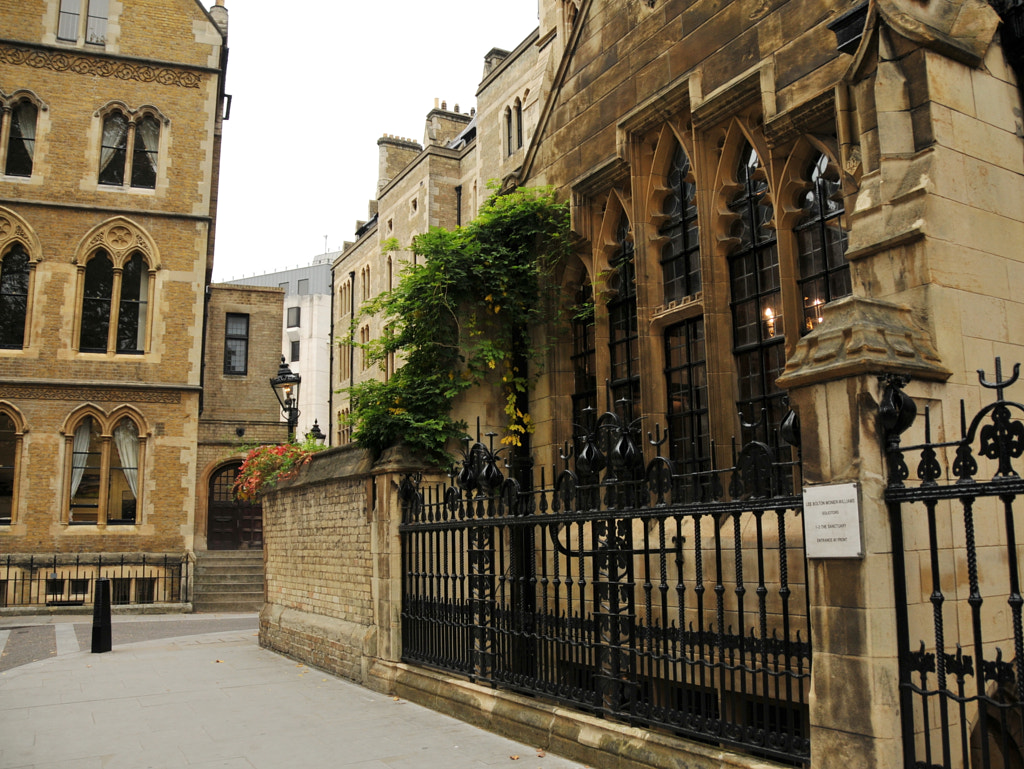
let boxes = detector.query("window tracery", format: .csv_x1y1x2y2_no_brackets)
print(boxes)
64,407,147,526
98,106,162,190
75,219,157,355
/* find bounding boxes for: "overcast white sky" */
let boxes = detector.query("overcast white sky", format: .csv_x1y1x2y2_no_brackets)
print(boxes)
209,1,540,282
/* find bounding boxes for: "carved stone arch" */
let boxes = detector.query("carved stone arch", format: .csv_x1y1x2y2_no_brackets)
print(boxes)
93,100,169,125
558,252,594,297
0,401,28,435
106,404,151,438
76,216,160,269
593,188,632,273
646,123,698,236
0,206,43,261
711,119,774,259
775,135,842,230
135,103,170,127
3,88,49,113
60,403,108,436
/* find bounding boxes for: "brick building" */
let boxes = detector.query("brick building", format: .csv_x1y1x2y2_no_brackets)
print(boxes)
0,0,229,604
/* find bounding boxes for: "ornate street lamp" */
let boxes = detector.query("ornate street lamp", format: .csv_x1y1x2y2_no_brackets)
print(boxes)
270,355,301,439
306,419,326,446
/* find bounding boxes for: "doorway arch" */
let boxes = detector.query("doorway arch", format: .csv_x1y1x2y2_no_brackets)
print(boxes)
207,462,262,550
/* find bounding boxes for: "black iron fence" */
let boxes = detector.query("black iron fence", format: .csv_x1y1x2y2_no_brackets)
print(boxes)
0,553,191,608
400,409,810,765
883,360,1024,769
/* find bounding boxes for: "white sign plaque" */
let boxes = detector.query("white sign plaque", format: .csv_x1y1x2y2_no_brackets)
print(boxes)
802,482,862,559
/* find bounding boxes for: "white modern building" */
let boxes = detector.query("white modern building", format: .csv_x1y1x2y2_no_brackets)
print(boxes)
225,252,335,442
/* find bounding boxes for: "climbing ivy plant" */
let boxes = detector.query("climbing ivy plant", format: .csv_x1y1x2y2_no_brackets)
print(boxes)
346,185,572,464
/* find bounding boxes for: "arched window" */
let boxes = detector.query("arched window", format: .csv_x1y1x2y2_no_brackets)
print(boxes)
728,142,785,443
131,115,159,189
3,100,37,177
0,411,18,525
117,252,148,353
99,109,159,189
68,414,142,525
79,252,113,352
514,98,524,150
0,242,29,348
98,111,128,185
795,152,851,333
79,248,150,354
660,141,701,303
571,282,597,429
505,107,514,156
607,212,640,419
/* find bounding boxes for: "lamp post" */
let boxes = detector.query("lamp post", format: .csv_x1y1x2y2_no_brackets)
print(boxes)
306,419,326,445
270,355,301,440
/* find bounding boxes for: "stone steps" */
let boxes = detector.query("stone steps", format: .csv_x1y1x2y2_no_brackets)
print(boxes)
192,551,264,613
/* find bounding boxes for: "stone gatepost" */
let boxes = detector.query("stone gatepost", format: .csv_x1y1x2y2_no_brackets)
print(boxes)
777,297,949,768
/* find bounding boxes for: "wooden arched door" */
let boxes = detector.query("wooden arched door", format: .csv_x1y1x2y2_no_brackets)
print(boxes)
208,462,262,550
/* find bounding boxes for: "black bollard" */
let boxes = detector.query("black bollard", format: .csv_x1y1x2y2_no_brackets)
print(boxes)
91,578,112,653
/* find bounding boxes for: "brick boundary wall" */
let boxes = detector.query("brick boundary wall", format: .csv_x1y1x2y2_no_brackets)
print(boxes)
258,444,423,689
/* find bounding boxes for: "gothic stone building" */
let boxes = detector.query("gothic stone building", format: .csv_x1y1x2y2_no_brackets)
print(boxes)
0,0,229,603
518,0,1024,766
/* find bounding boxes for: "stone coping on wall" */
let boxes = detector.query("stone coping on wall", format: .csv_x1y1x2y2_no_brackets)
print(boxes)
384,663,788,769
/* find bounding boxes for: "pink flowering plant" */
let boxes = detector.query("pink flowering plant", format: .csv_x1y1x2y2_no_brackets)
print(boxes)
233,437,325,501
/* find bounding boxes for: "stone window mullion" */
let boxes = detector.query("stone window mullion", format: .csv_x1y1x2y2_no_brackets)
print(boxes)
97,434,111,527
107,267,123,352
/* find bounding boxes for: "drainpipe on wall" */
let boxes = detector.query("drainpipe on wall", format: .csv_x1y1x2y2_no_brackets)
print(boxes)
349,270,356,392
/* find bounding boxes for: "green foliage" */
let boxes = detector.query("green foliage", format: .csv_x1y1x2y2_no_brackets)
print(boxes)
346,185,571,464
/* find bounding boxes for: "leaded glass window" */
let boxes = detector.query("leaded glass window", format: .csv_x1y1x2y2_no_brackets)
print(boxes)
795,152,851,333
664,317,709,475
571,282,597,430
728,142,786,442
608,212,640,420
660,142,701,303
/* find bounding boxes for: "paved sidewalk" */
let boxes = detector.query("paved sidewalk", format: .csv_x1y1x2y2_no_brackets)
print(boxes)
0,623,584,769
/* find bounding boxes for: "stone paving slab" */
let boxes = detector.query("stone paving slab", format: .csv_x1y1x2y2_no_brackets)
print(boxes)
0,628,584,769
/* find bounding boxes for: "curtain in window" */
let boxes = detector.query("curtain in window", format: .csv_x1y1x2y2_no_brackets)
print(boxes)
98,113,128,185
13,103,35,157
5,102,37,177
113,419,138,498
116,253,148,352
58,0,81,40
86,0,109,44
70,418,91,499
131,116,159,188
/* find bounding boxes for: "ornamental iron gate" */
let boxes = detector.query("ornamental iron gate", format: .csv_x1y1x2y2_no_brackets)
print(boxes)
399,408,811,765
883,360,1024,769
